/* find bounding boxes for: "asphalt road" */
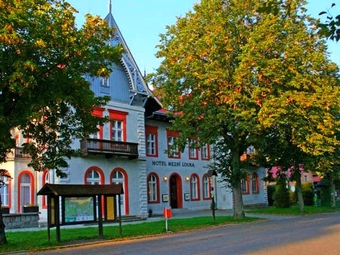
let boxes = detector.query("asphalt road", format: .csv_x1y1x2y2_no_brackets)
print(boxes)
29,212,340,255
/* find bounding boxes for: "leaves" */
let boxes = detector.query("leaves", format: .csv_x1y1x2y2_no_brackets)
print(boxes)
0,0,123,176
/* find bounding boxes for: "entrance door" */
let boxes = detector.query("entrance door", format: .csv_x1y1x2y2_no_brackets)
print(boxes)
169,174,183,209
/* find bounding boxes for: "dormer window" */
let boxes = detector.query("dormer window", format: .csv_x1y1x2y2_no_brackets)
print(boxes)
100,77,109,87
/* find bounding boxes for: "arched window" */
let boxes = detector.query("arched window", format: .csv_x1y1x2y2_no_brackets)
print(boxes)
202,174,211,200
110,168,129,215
0,176,10,207
190,174,200,201
252,172,259,194
241,174,250,195
18,171,34,211
84,167,104,185
147,173,160,203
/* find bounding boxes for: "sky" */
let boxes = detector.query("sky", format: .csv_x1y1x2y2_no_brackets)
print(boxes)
67,0,340,74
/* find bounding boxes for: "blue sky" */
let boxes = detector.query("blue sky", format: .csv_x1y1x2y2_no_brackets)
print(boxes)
67,0,340,74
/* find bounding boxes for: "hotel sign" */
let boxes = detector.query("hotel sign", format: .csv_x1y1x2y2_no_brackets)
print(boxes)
152,160,195,167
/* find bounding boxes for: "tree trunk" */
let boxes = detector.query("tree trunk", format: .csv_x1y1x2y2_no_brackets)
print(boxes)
330,179,336,208
232,151,245,219
0,211,7,245
296,176,304,213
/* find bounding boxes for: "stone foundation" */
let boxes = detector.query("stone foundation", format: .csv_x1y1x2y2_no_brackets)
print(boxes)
2,213,39,229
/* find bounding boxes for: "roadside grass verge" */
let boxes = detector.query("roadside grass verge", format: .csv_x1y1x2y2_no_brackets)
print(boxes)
0,216,259,253
248,205,339,215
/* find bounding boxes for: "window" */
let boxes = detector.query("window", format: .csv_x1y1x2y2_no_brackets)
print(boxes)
190,174,200,201
0,176,9,207
108,109,128,142
202,174,211,200
147,173,160,203
167,130,180,158
111,168,129,215
241,174,250,195
100,77,109,87
86,170,101,185
201,143,210,160
90,107,104,140
18,171,34,210
111,120,123,141
146,126,158,157
188,139,198,159
252,172,259,194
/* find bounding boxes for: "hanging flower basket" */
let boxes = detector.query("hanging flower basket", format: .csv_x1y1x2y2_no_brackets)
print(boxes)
22,205,39,213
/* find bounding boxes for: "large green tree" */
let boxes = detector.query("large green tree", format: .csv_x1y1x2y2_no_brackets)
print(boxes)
0,0,122,244
0,0,122,176
152,0,340,219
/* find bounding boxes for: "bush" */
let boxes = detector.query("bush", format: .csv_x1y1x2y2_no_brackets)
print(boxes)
267,185,275,206
301,182,314,206
273,179,290,208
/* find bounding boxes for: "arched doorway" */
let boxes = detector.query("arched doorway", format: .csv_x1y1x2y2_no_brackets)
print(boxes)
169,173,183,209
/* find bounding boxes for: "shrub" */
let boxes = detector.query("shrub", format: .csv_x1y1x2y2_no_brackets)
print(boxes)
273,179,290,208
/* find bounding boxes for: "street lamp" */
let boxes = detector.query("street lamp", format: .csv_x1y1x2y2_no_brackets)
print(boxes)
207,170,217,222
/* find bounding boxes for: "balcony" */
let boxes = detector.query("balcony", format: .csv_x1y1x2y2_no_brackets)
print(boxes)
80,138,138,159
6,147,31,160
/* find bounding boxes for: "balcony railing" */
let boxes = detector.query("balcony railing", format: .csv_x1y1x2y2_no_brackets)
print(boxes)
80,138,138,159
6,147,31,160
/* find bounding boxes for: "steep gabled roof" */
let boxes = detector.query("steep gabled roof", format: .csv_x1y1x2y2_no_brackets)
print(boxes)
104,7,162,113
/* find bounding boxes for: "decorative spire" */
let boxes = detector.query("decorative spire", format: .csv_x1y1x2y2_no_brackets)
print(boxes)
108,0,112,14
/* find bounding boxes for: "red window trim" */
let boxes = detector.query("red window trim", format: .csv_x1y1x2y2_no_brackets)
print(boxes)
17,171,35,212
242,174,250,195
92,107,105,139
188,138,198,160
84,166,105,184
252,172,259,194
110,168,129,215
146,126,159,157
201,143,210,161
108,109,128,141
166,129,180,159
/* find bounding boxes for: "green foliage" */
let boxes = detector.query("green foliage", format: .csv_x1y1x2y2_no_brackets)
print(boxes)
267,185,275,206
318,3,340,41
273,179,291,208
0,0,123,176
299,182,314,206
151,0,340,219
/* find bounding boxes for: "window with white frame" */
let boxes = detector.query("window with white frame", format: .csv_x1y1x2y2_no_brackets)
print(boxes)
251,172,259,194
201,143,210,160
147,133,156,156
148,174,158,202
20,174,31,206
111,120,123,141
100,77,109,87
190,175,198,199
0,177,9,206
203,175,210,199
168,136,179,158
86,170,100,185
189,139,198,159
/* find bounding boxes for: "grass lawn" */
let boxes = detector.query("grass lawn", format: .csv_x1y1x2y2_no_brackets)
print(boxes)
0,216,259,253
